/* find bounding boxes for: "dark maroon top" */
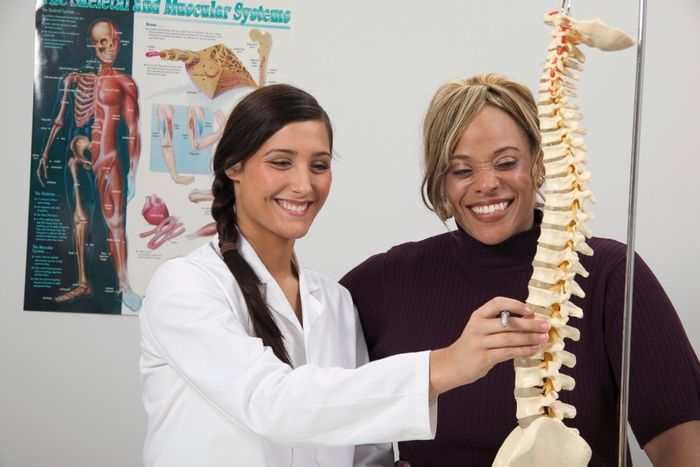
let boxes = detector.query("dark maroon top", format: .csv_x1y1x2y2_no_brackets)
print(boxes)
340,215,700,466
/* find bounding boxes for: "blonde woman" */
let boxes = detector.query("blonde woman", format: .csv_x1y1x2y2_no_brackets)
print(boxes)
342,74,700,466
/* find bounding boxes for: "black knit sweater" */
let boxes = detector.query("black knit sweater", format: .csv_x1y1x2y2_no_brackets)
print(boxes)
341,215,700,467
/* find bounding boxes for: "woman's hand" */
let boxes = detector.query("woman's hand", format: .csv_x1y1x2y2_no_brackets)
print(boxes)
428,297,550,398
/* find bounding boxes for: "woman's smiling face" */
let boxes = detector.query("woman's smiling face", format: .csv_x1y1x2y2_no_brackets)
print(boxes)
226,120,332,245
445,105,538,245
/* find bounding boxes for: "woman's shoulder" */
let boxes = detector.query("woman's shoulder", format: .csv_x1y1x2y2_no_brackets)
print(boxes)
378,232,456,277
578,236,662,287
385,231,455,259
146,241,228,296
587,236,626,254
340,231,453,287
301,266,353,304
387,231,455,253
584,236,630,269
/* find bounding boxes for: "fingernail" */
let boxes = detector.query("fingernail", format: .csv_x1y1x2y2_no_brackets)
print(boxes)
524,305,534,314
539,322,551,332
539,333,549,342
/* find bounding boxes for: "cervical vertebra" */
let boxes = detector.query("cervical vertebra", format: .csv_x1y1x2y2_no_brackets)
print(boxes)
493,10,633,467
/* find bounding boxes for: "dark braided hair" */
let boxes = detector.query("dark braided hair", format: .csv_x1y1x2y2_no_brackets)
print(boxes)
210,84,333,365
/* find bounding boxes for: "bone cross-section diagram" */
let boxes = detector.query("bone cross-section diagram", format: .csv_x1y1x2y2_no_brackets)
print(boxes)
146,30,273,99
493,10,634,467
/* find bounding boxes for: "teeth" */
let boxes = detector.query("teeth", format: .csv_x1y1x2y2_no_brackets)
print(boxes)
278,200,309,213
471,201,509,215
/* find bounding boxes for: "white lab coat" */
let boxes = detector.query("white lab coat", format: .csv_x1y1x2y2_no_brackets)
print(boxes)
140,236,436,467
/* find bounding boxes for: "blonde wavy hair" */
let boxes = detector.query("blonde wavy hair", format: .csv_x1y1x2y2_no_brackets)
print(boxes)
421,73,543,221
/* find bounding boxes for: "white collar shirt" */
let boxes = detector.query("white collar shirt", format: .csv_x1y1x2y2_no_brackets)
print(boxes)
140,236,435,467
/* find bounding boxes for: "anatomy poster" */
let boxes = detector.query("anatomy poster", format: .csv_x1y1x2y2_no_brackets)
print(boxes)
26,0,295,314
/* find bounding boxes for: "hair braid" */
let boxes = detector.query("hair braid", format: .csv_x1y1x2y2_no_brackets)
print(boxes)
210,170,292,365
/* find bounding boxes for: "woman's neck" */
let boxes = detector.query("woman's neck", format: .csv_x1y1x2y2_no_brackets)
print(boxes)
239,228,302,325
243,231,296,279
449,209,543,271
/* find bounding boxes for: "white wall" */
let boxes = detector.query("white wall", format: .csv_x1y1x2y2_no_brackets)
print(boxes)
1,1,697,466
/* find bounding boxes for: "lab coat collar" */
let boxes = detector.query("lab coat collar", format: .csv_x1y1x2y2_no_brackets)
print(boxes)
209,234,324,333
237,235,323,295
237,235,276,286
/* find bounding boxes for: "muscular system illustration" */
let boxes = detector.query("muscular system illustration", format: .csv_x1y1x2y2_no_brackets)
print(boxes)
35,19,142,311
156,104,226,185
187,106,226,152
156,104,192,185
493,11,633,467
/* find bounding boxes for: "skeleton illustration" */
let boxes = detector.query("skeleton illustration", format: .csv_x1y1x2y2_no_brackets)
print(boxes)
146,30,272,98
35,19,142,311
249,29,272,87
493,10,633,467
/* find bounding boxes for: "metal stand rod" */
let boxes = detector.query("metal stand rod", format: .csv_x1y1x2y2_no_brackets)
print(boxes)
618,0,647,465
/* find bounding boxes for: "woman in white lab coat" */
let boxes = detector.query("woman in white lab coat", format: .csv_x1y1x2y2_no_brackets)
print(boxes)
139,84,550,467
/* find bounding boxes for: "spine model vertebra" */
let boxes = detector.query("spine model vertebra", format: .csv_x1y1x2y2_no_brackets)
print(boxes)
493,10,633,467
515,10,594,428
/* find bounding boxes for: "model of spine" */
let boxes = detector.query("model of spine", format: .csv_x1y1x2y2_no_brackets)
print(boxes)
493,10,633,467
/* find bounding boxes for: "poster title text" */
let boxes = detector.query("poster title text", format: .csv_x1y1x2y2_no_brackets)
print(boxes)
42,0,292,25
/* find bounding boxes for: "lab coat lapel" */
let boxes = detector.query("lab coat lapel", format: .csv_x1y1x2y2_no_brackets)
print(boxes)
237,236,302,333
296,255,324,340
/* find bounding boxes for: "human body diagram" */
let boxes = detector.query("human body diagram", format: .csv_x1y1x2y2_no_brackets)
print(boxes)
35,19,142,311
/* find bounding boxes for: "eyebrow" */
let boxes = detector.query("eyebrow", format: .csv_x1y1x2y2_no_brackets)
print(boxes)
264,148,332,158
450,146,522,160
